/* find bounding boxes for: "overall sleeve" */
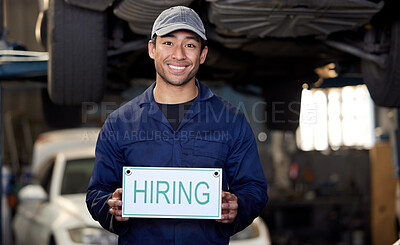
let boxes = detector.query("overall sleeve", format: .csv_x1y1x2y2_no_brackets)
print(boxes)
220,115,268,236
86,118,131,235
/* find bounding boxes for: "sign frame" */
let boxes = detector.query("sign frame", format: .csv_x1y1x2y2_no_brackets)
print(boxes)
122,167,222,219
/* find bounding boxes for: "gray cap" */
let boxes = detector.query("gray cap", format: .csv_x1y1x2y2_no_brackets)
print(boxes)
151,6,207,41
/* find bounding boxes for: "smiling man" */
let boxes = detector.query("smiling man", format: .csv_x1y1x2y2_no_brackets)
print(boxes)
150,29,207,104
86,6,268,245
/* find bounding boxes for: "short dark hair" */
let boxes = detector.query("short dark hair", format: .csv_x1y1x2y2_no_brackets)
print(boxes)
151,34,206,52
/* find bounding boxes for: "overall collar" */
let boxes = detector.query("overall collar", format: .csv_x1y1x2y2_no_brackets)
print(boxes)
137,79,214,106
137,79,214,131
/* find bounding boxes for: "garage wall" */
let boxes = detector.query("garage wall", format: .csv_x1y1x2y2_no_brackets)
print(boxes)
4,0,43,51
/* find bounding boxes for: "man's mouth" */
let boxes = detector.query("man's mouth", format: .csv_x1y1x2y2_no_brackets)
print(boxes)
168,64,187,71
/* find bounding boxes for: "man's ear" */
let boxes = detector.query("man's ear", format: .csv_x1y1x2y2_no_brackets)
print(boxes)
148,40,155,59
200,46,208,64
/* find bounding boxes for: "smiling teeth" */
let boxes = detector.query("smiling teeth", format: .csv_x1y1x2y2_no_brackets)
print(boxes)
169,65,185,70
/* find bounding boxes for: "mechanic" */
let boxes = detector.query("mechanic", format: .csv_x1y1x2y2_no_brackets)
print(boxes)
86,6,268,244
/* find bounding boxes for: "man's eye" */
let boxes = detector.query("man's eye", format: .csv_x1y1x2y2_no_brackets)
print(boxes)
186,44,196,48
164,41,173,45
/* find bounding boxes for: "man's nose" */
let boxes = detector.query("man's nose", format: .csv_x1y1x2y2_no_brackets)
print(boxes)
172,46,186,60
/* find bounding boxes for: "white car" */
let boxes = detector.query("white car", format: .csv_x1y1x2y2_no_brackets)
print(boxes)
13,128,118,245
13,128,270,245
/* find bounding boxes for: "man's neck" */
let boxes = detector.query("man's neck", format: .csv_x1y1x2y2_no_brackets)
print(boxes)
153,79,198,104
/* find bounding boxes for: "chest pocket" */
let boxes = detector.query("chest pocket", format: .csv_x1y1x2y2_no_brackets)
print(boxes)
121,138,173,167
190,140,229,168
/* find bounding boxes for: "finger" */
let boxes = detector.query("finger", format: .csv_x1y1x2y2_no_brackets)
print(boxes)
221,208,237,220
222,202,238,210
222,199,238,208
109,207,114,216
110,207,121,216
115,216,129,222
221,192,237,204
107,198,122,208
223,211,237,221
224,193,237,202
215,216,234,224
110,206,126,216
111,208,129,221
112,188,123,198
110,208,129,222
228,210,237,218
221,203,235,209
215,211,237,223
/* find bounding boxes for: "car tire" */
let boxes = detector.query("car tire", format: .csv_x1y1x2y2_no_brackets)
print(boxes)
361,19,400,107
47,0,107,105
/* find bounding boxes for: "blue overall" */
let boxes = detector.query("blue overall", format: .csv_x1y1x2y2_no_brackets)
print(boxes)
86,81,268,245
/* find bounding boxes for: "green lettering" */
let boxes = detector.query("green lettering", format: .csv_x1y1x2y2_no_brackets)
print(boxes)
173,181,176,204
195,181,210,205
150,181,154,203
157,181,170,204
134,180,147,203
179,181,192,204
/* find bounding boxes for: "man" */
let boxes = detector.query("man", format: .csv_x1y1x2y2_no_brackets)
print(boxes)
86,6,268,244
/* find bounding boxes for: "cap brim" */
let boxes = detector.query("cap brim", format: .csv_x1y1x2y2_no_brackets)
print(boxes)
155,23,207,41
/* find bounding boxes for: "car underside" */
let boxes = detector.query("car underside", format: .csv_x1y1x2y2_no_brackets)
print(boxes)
36,0,400,129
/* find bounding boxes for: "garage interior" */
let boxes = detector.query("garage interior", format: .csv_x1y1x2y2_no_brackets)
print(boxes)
1,0,400,245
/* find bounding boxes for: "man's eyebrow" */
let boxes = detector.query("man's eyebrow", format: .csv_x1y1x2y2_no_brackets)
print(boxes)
162,33,200,43
186,35,200,43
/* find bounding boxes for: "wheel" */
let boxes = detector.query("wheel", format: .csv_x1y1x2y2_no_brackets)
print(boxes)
361,19,400,107
47,0,107,105
35,10,47,49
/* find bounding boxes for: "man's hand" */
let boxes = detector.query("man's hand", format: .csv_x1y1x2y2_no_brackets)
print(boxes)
107,188,129,221
215,191,238,224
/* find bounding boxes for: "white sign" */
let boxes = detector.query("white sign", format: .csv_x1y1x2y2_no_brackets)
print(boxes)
122,167,222,219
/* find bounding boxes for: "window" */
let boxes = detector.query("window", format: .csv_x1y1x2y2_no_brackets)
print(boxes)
61,158,95,195
297,84,374,151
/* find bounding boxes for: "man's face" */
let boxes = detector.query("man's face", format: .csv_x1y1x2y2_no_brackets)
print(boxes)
148,30,208,87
